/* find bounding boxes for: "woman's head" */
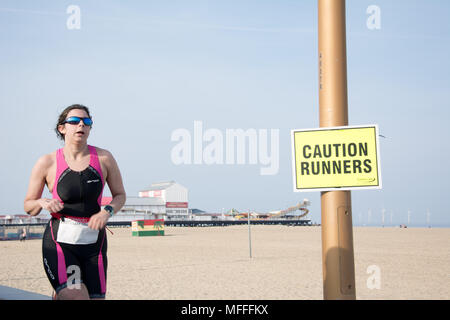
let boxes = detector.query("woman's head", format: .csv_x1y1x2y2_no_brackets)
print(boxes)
55,104,93,141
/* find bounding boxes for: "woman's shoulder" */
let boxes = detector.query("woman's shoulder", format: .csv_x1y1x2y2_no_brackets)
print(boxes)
39,151,56,164
91,146,117,174
34,151,56,171
92,146,114,161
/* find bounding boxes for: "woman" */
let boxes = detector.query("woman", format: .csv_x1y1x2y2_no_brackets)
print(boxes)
24,104,126,300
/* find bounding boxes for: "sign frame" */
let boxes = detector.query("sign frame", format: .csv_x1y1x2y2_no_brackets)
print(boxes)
291,124,382,192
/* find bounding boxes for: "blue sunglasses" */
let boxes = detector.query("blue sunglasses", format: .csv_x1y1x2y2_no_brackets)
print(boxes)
63,116,93,126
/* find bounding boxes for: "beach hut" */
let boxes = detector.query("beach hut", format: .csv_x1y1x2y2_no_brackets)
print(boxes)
132,219,164,237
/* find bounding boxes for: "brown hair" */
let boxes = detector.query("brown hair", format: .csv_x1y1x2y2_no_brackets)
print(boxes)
55,104,92,140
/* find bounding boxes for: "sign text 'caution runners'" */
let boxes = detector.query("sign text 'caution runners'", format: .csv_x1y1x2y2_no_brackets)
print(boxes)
291,125,382,192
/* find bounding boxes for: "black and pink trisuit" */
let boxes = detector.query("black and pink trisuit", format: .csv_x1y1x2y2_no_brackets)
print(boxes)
42,145,107,299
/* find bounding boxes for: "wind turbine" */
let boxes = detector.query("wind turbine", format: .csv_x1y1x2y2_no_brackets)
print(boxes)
407,210,411,226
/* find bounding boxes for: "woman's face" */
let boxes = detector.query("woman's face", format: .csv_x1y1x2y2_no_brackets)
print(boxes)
58,109,92,143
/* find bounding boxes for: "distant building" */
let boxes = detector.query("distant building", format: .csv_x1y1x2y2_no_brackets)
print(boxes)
0,215,49,225
105,181,189,222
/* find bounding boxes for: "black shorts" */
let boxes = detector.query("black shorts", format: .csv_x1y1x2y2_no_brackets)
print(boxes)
42,218,108,299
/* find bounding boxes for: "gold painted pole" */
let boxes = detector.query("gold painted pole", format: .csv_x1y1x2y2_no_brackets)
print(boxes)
318,0,356,300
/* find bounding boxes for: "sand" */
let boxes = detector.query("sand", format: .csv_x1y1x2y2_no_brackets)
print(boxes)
0,225,448,300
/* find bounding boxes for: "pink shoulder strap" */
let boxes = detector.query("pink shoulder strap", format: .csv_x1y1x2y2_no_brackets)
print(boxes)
88,145,105,207
52,148,68,200
88,145,105,185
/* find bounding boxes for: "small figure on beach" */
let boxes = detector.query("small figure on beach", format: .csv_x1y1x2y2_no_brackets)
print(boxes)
24,104,126,300
19,228,27,241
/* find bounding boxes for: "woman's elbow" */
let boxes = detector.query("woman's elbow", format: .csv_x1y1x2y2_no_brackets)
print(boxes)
119,191,127,204
114,189,126,199
24,200,41,216
23,200,32,215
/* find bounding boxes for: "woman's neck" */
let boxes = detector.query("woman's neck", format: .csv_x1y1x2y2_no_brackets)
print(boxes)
63,142,89,161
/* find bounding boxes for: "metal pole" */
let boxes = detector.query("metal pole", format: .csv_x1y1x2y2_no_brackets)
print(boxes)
318,0,356,300
248,209,252,258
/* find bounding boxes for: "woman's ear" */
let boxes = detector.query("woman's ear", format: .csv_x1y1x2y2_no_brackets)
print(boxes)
58,124,66,137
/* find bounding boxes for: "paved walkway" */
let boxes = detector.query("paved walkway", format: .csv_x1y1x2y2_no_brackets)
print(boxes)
0,285,50,300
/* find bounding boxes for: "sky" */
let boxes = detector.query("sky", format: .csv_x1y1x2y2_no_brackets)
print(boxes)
1,0,449,227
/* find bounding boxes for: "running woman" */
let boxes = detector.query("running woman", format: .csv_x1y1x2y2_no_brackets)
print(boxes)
24,104,126,300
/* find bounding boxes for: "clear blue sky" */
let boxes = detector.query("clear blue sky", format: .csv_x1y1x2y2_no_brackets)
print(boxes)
1,0,449,227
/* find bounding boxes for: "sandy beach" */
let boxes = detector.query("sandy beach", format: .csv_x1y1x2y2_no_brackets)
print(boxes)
0,225,448,300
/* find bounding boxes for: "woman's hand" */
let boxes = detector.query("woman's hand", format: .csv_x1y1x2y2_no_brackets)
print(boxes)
38,198,64,213
88,210,110,230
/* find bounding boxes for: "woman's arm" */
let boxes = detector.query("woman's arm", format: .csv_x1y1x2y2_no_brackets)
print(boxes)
24,155,63,216
104,150,126,213
88,149,126,230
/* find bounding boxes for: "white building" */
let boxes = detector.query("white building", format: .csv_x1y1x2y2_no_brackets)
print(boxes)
108,181,189,222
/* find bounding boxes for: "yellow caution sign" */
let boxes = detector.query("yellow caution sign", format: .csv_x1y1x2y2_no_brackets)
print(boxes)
291,125,382,192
